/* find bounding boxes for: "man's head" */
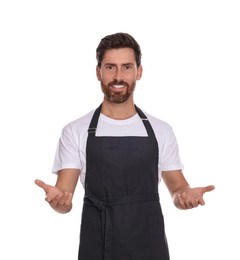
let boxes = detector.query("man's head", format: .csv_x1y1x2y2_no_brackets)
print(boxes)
96,32,142,68
96,33,143,104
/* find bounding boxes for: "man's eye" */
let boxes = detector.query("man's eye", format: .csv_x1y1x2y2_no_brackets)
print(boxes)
123,65,131,70
106,65,115,70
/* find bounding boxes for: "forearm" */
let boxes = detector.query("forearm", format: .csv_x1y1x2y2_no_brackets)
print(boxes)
49,169,80,213
162,170,190,209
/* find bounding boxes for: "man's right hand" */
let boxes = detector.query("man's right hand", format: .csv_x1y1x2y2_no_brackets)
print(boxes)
35,179,73,213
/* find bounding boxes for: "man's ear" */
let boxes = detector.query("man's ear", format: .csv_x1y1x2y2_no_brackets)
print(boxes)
137,65,143,80
96,65,101,81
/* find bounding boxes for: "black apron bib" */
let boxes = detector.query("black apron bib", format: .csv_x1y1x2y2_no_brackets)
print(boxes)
78,104,170,260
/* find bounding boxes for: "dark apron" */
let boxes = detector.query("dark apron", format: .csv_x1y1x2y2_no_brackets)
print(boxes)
78,104,170,260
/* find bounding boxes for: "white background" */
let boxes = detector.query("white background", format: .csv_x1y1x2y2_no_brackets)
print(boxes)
0,1,239,259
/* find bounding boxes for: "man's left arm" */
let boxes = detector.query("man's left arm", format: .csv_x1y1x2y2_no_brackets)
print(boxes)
162,170,215,210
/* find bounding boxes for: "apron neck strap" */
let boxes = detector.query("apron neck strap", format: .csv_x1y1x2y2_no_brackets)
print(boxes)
87,103,156,138
87,104,102,135
135,105,156,138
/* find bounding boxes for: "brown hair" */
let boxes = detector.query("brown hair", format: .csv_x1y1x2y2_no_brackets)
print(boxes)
96,32,142,68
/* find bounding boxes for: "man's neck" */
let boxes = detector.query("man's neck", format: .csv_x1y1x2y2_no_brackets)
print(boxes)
101,100,136,120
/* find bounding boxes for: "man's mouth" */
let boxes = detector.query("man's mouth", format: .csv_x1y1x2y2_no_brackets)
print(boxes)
111,84,126,89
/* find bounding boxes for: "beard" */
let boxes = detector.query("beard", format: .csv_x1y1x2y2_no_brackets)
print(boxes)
101,79,136,104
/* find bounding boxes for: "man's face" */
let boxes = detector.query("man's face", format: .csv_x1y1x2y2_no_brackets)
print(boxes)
96,48,142,104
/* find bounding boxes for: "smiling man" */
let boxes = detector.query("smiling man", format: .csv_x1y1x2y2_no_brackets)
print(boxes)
35,32,215,260
97,47,141,105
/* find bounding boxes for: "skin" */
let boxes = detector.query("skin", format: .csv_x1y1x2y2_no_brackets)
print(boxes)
35,47,215,213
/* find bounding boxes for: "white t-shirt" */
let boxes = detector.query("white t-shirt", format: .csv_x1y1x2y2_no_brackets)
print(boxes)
52,109,183,186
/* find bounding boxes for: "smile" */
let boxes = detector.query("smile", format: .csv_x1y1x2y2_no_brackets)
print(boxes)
111,85,126,89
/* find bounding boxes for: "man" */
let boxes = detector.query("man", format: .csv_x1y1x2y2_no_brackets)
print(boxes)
35,32,215,260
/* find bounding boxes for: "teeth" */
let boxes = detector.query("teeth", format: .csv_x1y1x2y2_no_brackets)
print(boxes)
112,85,125,89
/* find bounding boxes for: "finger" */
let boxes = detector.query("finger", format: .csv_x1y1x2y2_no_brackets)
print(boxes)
45,192,56,203
49,194,62,207
185,201,194,209
181,192,197,209
191,200,199,208
58,192,73,206
204,185,215,193
58,192,68,206
45,196,52,203
198,197,205,206
177,194,187,210
64,192,73,205
180,192,194,209
45,190,61,204
35,179,47,189
49,192,71,208
35,179,55,196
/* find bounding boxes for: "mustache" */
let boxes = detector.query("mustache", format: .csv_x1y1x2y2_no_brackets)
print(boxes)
108,80,129,87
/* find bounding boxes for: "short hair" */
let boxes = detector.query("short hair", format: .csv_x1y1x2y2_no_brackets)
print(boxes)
96,32,142,68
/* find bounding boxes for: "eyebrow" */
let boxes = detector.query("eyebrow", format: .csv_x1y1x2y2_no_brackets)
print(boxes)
104,62,134,66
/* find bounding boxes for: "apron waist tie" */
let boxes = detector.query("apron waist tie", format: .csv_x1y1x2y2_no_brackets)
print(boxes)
84,193,159,260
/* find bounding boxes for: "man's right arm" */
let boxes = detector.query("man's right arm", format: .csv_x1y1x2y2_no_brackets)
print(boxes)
35,168,80,214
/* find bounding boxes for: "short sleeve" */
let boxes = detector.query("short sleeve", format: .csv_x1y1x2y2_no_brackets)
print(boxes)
51,124,82,174
159,127,183,172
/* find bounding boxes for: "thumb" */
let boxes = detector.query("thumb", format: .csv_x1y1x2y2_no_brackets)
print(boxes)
204,185,215,193
34,179,50,192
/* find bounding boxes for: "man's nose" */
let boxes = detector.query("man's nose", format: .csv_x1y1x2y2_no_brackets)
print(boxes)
113,68,123,81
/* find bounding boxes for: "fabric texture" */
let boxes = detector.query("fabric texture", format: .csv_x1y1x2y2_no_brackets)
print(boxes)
78,105,170,260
